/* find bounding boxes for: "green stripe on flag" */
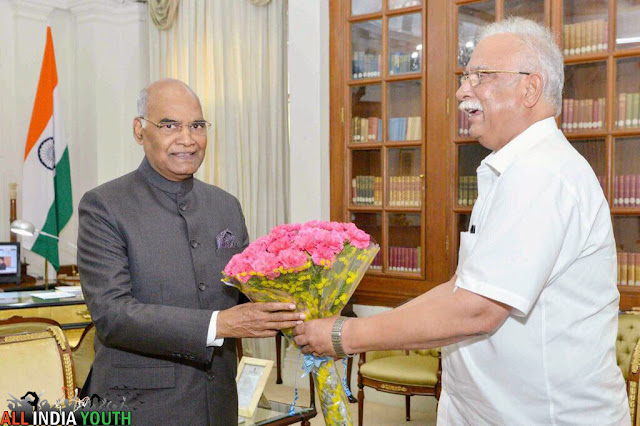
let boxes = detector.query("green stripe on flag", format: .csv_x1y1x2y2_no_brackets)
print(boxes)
54,147,73,229
30,147,73,271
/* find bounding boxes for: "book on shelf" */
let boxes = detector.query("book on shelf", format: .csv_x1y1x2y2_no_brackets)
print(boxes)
617,93,640,128
352,175,382,206
388,116,421,141
457,175,478,207
618,252,640,286
389,51,421,75
369,250,382,270
613,175,640,207
352,116,383,143
458,109,470,137
352,51,381,79
389,246,420,273
563,19,607,57
561,98,605,132
389,175,422,207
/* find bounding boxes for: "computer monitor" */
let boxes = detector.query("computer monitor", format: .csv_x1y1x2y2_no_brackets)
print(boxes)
0,242,21,284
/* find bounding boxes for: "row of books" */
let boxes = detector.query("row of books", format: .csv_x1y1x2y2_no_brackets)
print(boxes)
388,116,422,141
389,246,421,272
457,176,478,207
618,252,640,286
389,52,421,75
457,110,471,137
352,176,382,206
617,93,640,129
352,117,382,143
561,98,606,132
389,176,422,207
352,51,381,79
613,175,640,207
369,251,382,270
562,19,608,56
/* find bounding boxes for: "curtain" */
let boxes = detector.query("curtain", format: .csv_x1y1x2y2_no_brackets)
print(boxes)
148,0,289,358
148,0,289,242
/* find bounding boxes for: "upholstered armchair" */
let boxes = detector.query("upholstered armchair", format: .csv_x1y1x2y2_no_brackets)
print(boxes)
617,313,640,425
71,324,95,389
0,324,76,411
357,349,441,426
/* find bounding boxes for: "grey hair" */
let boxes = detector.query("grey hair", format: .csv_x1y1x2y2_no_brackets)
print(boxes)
137,87,149,127
477,17,564,117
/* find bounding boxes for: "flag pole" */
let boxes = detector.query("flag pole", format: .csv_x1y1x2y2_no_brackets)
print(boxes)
44,259,49,283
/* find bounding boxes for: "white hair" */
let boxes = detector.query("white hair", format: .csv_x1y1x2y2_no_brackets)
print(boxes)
137,87,149,127
477,17,564,117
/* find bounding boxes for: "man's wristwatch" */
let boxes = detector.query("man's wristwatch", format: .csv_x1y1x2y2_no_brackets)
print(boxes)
331,316,353,358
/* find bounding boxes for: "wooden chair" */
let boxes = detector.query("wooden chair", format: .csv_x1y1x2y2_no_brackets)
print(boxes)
357,349,441,426
617,313,640,425
71,324,95,389
0,321,76,411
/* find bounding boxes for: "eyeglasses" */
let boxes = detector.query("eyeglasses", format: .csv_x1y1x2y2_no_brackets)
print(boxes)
139,117,211,135
460,70,531,87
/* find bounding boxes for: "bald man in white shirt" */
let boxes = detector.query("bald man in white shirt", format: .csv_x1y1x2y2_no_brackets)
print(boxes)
294,17,629,425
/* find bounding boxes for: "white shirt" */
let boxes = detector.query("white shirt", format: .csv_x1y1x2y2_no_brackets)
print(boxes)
207,311,224,347
439,118,629,425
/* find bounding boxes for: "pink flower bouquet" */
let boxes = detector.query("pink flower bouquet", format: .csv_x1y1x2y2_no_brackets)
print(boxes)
222,220,379,426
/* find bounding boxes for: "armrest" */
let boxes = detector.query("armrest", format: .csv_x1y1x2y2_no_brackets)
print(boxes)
627,338,640,426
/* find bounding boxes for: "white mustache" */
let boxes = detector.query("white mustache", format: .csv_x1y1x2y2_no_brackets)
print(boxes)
458,100,483,112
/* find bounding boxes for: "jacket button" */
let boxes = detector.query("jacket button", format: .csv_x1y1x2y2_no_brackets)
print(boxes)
207,372,215,381
179,203,187,211
190,240,199,248
198,283,206,291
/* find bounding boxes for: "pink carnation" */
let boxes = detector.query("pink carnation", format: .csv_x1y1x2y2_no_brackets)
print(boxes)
223,220,374,278
278,248,308,270
267,236,292,256
346,227,370,249
250,252,281,279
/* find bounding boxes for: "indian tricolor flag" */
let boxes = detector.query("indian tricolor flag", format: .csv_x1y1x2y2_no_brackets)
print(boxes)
22,27,72,271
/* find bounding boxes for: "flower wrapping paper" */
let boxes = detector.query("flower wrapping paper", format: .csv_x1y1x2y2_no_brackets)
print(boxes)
222,221,380,425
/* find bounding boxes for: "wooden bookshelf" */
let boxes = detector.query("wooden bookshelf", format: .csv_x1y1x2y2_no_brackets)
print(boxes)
330,0,640,308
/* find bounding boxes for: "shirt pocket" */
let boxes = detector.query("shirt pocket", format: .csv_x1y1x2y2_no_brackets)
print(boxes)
457,231,478,270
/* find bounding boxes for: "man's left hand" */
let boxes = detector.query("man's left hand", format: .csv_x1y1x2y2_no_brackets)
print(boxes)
293,316,338,357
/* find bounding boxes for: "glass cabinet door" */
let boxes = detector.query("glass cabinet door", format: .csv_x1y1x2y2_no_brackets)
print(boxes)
616,58,640,130
389,0,422,10
388,213,421,274
351,84,382,144
388,147,422,207
457,1,496,68
616,0,640,51
351,150,382,206
504,0,545,24
388,13,422,76
562,62,607,132
457,144,491,207
562,0,608,57
387,80,422,142
351,0,381,17
614,138,640,208
351,19,382,80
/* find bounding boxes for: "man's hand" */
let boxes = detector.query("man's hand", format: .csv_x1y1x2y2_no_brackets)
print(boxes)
293,316,339,357
217,303,305,339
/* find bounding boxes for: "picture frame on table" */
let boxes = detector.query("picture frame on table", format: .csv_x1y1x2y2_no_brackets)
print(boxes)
236,356,274,419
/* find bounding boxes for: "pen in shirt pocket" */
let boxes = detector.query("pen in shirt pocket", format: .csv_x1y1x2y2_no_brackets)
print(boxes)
470,225,476,234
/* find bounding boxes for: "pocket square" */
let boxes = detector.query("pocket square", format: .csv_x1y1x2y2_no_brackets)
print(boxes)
216,229,238,248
